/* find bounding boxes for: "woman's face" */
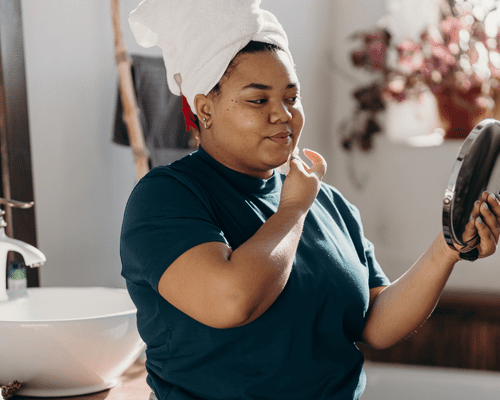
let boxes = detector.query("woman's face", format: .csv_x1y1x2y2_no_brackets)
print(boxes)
198,50,304,179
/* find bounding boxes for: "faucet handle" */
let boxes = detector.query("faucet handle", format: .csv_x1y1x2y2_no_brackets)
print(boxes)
0,198,34,209
0,199,34,229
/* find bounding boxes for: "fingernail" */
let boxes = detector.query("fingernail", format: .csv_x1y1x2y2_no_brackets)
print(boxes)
303,148,321,164
483,202,489,210
490,192,496,201
475,200,480,206
478,216,484,224
469,215,475,222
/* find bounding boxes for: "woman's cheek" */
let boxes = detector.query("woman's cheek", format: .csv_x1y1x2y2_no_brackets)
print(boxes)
293,107,305,129
234,110,261,129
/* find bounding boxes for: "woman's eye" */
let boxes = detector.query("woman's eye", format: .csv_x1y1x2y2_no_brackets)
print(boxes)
288,96,301,103
249,99,267,104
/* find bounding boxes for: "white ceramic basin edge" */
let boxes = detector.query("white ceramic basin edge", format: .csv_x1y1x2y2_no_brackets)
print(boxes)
0,287,146,397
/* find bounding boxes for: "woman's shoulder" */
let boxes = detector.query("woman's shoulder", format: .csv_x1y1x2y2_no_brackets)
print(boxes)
317,182,361,219
123,156,212,223
318,181,349,204
134,153,208,194
132,163,197,199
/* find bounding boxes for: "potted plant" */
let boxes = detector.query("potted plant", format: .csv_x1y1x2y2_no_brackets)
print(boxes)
342,0,500,151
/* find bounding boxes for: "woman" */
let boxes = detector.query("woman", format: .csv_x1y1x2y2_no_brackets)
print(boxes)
121,1,500,399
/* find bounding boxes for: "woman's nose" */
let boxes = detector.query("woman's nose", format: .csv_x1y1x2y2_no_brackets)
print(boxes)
269,101,292,124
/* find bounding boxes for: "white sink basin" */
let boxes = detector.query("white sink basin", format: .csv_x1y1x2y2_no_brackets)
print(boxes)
0,287,146,397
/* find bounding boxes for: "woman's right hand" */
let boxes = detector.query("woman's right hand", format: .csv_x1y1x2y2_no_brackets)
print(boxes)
279,148,327,215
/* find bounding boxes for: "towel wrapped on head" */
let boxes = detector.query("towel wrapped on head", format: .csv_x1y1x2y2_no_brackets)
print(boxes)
129,0,293,114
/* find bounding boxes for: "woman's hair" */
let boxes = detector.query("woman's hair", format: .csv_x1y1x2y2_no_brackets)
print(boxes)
210,41,282,97
193,41,282,130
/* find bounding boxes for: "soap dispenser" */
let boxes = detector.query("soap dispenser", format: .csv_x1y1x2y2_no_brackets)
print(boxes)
8,261,27,290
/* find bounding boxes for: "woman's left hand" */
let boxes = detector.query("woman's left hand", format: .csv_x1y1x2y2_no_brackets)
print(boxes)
466,191,500,258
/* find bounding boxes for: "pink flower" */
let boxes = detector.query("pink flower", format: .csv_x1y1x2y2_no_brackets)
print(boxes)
420,60,434,80
388,77,406,93
459,14,474,31
431,43,456,65
397,40,420,53
469,48,479,65
399,54,424,73
490,66,500,79
448,42,460,55
397,40,425,73
472,23,487,43
475,95,494,109
441,17,462,44
454,71,472,91
363,31,389,69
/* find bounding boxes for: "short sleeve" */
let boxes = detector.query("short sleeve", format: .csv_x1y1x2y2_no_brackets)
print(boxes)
120,169,228,291
362,236,390,289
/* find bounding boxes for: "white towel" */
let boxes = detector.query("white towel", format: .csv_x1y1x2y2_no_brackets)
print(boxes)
129,0,293,114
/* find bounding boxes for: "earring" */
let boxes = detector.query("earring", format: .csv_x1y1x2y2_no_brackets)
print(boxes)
203,118,208,130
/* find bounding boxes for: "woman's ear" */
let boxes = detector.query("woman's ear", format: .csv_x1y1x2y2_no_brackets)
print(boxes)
194,94,213,123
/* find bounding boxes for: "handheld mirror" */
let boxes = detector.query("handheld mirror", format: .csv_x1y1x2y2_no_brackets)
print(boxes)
443,118,500,259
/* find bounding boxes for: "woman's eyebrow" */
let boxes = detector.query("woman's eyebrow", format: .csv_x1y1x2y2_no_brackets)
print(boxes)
240,82,299,91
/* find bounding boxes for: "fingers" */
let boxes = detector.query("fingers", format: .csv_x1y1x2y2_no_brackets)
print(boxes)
475,192,500,257
463,198,484,245
281,149,326,214
288,154,309,174
462,215,478,244
303,148,327,179
480,194,500,239
303,148,323,164
485,191,500,226
288,148,327,179
476,214,497,257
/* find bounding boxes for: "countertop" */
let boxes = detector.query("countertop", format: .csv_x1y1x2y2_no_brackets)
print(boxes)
15,358,150,400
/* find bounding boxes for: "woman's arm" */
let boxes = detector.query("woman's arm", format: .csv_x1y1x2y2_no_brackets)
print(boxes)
362,191,500,349
158,151,327,329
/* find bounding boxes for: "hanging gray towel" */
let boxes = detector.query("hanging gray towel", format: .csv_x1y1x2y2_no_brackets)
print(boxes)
113,54,194,167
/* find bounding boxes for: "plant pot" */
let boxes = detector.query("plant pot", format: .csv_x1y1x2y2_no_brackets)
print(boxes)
434,87,498,140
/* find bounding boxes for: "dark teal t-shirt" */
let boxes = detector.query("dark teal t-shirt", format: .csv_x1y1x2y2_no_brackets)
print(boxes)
120,147,390,400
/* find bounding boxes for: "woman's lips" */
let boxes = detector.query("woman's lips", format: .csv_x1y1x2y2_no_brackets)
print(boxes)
269,132,292,144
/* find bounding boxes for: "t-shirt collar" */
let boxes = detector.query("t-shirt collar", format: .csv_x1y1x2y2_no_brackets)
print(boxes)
196,146,281,196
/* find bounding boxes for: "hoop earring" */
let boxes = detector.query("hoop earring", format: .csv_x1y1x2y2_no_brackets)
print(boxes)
203,118,208,130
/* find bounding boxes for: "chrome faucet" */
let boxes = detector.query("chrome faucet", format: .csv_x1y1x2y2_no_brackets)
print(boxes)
0,199,45,302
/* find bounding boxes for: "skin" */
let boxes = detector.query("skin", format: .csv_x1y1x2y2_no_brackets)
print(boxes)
157,49,500,349
194,50,304,179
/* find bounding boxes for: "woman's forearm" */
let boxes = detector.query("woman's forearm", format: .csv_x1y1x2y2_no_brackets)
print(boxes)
362,232,460,349
225,153,326,326
227,204,306,325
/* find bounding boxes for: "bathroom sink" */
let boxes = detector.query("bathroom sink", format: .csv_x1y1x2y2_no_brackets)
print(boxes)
0,287,146,397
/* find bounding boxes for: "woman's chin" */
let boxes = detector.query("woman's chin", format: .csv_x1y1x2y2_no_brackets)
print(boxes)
275,163,289,175
274,157,292,174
